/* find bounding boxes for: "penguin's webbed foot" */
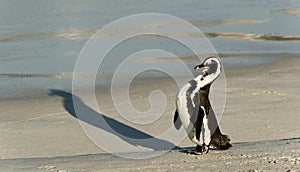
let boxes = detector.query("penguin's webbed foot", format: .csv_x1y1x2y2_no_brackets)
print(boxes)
186,145,209,155
202,145,209,154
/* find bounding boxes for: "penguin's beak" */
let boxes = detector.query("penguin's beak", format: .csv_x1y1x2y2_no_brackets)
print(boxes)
194,63,204,70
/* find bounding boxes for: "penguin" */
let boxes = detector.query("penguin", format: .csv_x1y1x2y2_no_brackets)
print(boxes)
174,56,231,155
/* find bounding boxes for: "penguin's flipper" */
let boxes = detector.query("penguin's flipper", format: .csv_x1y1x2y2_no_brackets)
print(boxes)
173,110,182,130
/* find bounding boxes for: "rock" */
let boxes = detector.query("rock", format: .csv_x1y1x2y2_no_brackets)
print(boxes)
225,162,232,165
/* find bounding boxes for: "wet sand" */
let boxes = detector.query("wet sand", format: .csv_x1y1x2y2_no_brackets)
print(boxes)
0,57,300,171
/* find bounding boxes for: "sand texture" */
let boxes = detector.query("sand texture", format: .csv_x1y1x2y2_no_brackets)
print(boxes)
0,57,299,171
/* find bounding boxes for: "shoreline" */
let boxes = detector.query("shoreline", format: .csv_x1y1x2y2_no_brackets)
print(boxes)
1,52,298,101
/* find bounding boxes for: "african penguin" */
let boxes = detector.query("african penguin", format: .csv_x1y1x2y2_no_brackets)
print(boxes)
174,56,231,155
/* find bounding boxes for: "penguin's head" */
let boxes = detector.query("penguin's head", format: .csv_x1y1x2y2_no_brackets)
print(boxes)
194,56,222,82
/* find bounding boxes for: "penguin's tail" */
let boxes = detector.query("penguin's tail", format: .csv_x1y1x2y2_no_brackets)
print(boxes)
210,128,232,150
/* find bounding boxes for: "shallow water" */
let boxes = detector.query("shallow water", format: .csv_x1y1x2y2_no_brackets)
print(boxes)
0,0,300,98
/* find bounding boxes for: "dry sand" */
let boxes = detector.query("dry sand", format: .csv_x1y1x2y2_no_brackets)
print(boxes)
0,57,299,171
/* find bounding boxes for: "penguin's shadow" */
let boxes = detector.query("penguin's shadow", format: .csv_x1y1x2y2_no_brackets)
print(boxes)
48,89,180,151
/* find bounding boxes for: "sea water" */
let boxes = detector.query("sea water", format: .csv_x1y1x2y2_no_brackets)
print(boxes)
0,0,300,98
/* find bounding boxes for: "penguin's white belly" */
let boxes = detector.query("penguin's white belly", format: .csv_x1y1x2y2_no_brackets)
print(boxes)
175,82,200,135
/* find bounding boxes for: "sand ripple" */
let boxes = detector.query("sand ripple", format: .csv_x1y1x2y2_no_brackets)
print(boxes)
275,8,300,16
0,72,73,79
204,32,300,41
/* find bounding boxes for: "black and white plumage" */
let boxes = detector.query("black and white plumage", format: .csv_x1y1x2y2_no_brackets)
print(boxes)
174,57,231,154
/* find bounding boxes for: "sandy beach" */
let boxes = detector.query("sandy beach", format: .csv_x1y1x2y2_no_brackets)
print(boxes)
0,56,299,171
1,0,300,171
